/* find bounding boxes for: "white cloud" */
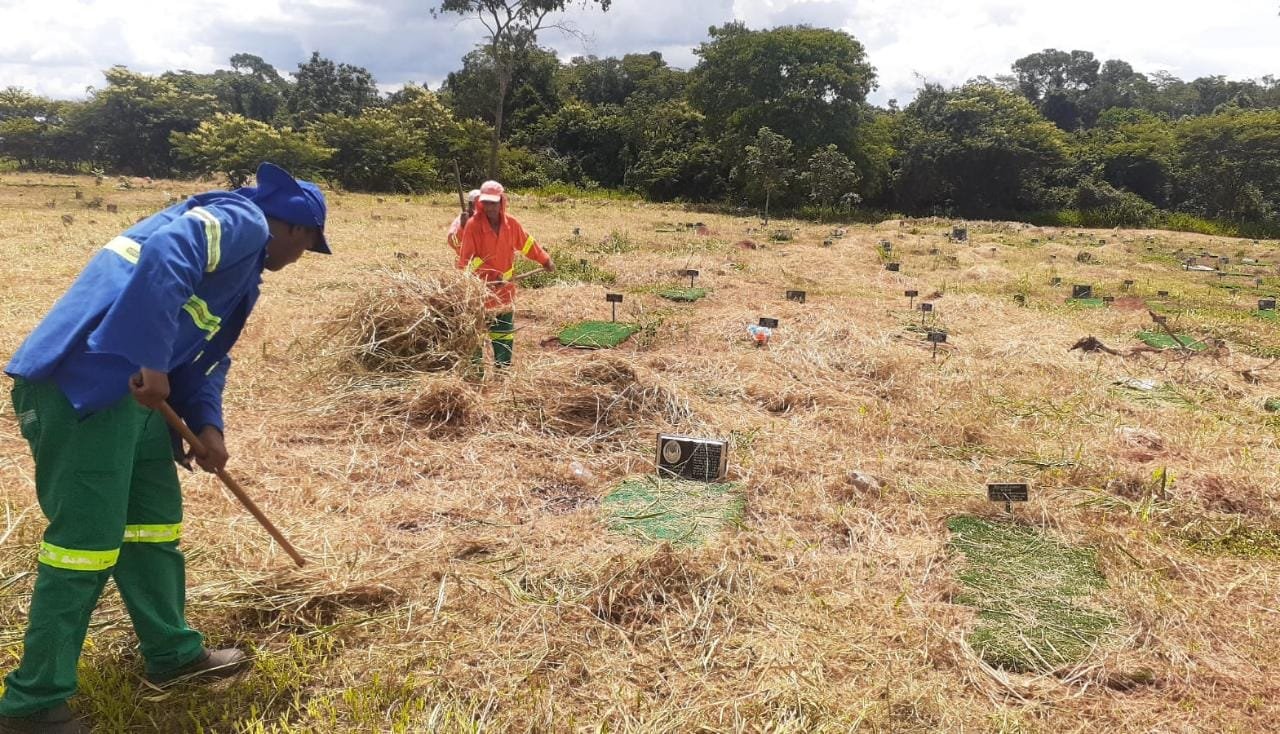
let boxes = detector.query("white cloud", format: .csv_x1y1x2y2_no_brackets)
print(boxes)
0,0,1274,103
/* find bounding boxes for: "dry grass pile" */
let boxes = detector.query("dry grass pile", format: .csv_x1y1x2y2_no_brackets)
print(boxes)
505,354,696,438
326,266,488,374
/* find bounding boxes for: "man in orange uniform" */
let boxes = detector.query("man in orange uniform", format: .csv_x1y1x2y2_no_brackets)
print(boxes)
456,180,554,367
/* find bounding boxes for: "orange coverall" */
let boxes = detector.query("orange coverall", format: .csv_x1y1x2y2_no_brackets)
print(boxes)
456,200,551,310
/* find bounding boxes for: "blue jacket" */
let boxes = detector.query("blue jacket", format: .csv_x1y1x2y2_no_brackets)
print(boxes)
5,191,270,433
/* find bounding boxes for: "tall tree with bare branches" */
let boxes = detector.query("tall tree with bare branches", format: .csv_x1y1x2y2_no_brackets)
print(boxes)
435,0,611,177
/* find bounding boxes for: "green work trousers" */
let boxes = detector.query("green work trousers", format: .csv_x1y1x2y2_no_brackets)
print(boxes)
488,312,516,367
0,379,204,717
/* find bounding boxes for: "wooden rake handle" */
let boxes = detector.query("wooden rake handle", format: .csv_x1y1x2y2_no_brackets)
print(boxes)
157,402,306,568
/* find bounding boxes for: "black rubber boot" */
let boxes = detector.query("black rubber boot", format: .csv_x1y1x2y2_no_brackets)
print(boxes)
146,647,249,685
0,704,89,734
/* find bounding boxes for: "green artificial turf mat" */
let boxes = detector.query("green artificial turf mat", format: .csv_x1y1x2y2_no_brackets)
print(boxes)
603,476,744,545
558,320,639,349
948,516,1119,673
1135,330,1207,351
659,287,708,302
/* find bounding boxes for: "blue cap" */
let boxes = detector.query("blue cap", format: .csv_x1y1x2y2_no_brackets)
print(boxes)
237,162,330,254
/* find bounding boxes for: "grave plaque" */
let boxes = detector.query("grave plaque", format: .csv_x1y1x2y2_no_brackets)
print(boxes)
786,290,807,304
1014,293,1026,305
987,483,1029,505
926,331,948,344
1072,285,1093,299
1157,290,1170,297
682,269,700,287
920,302,934,313
605,293,624,303
1051,277,1062,286
759,317,779,328
951,227,968,242
1260,298,1277,311
885,262,901,272
572,227,581,236
823,239,833,247
657,434,728,482
1123,279,1135,288
1103,296,1115,305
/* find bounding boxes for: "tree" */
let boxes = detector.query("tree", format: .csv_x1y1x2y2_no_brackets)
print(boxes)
77,67,220,176
433,0,612,177
287,52,381,125
802,145,861,211
171,113,332,186
738,127,794,224
623,100,724,201
1010,49,1100,130
689,23,876,156
1174,108,1280,228
892,83,1068,215
440,46,563,141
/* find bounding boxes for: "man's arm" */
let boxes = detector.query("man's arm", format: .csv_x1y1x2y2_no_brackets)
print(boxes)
514,222,554,271
169,355,231,473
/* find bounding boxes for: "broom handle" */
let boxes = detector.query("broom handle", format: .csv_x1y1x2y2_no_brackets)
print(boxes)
157,402,306,568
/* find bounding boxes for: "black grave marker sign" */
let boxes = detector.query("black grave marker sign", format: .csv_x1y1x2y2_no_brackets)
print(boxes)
987,482,1029,512
606,293,623,322
682,269,700,287
1260,298,1277,311
786,290,807,304
759,317,779,329
657,434,728,482
926,331,948,343
905,289,919,308
1157,290,1170,297
1051,277,1062,286
885,262,900,272
1072,284,1093,299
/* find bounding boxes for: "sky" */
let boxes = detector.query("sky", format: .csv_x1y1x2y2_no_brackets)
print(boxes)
0,0,1275,106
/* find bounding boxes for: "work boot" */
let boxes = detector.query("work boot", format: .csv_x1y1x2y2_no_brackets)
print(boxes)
146,647,249,685
0,704,89,734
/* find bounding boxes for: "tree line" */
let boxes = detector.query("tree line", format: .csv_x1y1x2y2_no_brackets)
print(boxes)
1,24,1278,235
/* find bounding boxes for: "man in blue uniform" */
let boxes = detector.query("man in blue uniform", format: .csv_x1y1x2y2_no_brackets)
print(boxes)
0,162,330,734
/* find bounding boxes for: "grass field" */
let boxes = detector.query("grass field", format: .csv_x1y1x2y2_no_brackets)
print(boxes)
2,172,1280,731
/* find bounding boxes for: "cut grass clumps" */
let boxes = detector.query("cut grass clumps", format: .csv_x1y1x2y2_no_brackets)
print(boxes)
659,287,708,303
518,251,616,288
604,476,744,545
948,516,1119,673
558,320,639,349
1136,330,1207,351
1181,517,1280,559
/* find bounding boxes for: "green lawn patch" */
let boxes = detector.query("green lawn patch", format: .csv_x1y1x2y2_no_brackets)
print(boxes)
1255,309,1279,322
603,476,744,546
558,320,639,349
1135,330,1207,351
658,287,708,302
948,516,1118,673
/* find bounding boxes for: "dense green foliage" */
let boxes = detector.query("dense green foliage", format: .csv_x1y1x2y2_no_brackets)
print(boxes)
1,30,1278,234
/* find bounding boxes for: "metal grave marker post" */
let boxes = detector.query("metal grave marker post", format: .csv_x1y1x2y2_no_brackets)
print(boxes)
1072,284,1093,299
905,289,919,308
1157,290,1169,297
926,330,947,360
683,269,699,288
606,293,623,322
885,262,900,272
920,301,934,327
657,434,729,482
987,482,1029,513
759,317,779,328
786,290,807,304
1123,279,1134,290
1103,296,1115,306
1260,298,1277,311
